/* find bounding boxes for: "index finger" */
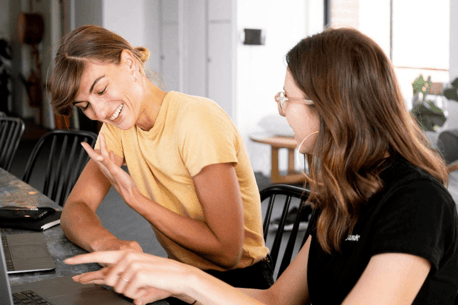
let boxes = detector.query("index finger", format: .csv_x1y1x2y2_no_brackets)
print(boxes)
99,133,109,157
64,251,124,265
81,142,103,162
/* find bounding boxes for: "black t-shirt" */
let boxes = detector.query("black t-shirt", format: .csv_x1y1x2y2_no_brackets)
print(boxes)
307,157,458,304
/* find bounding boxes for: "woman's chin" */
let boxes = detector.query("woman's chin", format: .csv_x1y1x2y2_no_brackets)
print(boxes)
116,122,134,130
108,118,133,130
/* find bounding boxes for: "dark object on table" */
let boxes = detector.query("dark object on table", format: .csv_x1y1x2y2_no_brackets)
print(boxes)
0,207,61,231
22,130,97,207
0,206,49,220
0,234,144,304
1,232,55,274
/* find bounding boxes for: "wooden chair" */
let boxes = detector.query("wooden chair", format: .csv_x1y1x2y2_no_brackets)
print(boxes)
260,184,312,279
0,117,25,172
22,129,97,206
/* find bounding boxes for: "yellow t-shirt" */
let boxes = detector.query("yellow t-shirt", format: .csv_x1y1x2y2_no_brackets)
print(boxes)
96,91,269,271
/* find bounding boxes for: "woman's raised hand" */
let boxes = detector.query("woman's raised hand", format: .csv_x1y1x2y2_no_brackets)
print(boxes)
81,134,138,205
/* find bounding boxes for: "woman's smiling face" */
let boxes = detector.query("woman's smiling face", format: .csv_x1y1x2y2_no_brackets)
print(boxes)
73,51,142,130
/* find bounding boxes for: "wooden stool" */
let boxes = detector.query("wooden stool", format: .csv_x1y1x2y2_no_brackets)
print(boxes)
250,135,306,184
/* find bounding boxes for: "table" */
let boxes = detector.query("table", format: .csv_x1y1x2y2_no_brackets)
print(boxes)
250,134,306,184
0,167,100,285
1,168,170,304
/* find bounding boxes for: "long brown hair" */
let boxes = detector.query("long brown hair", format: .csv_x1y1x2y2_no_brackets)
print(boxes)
48,25,150,116
287,28,448,253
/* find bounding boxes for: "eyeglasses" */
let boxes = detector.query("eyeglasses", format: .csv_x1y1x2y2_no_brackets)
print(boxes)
275,91,314,115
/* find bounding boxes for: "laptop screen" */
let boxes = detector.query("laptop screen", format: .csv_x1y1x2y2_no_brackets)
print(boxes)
0,233,14,305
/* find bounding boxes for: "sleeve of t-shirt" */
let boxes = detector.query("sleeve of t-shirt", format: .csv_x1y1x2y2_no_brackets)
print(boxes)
178,102,239,177
94,123,124,159
370,178,457,273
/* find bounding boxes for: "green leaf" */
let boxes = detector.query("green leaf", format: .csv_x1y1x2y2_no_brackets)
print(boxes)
412,75,426,95
451,77,458,89
410,101,446,131
426,100,443,114
444,88,458,101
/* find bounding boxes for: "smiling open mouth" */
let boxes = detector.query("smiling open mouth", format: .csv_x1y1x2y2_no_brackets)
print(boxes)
110,104,124,121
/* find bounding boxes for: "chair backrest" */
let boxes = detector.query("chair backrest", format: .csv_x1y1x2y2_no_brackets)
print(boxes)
437,129,458,164
22,129,98,207
260,184,311,279
0,117,25,172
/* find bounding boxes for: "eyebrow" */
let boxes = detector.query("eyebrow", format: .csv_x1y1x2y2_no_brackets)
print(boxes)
73,75,105,105
90,75,105,94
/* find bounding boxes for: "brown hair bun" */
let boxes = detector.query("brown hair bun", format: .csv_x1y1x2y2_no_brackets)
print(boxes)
134,46,150,63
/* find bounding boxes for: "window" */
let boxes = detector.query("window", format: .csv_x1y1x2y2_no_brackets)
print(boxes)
328,0,450,109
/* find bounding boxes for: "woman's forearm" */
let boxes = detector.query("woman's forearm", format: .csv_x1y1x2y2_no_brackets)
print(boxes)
128,188,243,269
61,200,121,252
184,268,268,305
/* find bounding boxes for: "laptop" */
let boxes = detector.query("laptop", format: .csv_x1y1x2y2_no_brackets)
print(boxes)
0,232,153,305
1,232,55,274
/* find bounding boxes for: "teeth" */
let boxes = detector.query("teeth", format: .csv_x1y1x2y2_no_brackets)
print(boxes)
110,104,123,121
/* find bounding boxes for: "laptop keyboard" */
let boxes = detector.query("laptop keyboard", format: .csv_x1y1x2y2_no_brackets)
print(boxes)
1,235,14,271
12,290,53,305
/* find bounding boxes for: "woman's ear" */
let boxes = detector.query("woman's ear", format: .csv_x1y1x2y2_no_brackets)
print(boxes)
120,49,136,72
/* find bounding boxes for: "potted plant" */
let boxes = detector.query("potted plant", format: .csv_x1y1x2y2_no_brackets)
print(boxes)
411,75,447,132
444,77,458,102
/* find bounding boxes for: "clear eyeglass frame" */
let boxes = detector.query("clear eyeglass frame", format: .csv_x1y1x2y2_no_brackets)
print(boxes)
275,91,314,114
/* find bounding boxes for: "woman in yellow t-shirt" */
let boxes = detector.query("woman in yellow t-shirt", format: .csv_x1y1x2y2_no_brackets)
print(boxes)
49,25,271,304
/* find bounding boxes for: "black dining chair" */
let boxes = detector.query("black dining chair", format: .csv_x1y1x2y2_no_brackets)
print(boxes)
260,184,312,279
22,129,98,207
0,117,25,172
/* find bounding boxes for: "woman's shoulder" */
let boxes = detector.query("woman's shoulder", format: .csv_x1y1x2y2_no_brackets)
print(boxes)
166,92,235,132
376,156,456,215
381,156,445,191
167,91,228,116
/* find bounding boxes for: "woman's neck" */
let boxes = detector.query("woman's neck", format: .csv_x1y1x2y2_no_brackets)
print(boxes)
136,82,167,131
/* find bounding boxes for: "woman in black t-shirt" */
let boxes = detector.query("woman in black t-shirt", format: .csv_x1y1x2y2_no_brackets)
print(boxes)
65,28,458,305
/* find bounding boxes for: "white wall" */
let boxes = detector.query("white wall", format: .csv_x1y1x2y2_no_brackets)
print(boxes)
185,0,206,97
450,0,458,81
103,0,146,51
144,0,161,74
100,0,160,83
358,1,390,58
73,0,103,27
236,0,319,175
